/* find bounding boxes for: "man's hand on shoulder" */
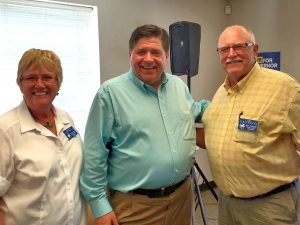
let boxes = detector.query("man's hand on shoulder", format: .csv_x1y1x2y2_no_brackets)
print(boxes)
95,211,119,225
196,127,206,149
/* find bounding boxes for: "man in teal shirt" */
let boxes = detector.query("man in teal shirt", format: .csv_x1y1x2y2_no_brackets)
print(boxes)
80,24,209,225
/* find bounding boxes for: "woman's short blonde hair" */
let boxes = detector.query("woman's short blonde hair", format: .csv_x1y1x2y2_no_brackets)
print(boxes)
16,48,63,89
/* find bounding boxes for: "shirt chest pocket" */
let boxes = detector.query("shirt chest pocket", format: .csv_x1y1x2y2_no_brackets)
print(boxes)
233,116,260,144
179,112,195,140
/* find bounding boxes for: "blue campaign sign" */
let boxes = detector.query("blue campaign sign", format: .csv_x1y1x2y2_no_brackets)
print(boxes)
257,52,280,71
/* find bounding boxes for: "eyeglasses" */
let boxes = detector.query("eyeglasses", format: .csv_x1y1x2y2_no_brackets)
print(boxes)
21,75,57,84
217,43,254,55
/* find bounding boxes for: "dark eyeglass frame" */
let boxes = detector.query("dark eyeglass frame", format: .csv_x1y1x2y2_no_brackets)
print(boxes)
217,43,254,55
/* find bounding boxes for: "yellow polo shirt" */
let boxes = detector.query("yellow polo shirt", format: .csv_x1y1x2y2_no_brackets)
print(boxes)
203,63,300,198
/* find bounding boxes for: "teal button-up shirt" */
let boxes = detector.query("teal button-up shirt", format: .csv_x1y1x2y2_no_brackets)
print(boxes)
80,69,209,218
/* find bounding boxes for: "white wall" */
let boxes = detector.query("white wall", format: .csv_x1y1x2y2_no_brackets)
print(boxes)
98,0,227,100
229,0,300,81
55,0,226,99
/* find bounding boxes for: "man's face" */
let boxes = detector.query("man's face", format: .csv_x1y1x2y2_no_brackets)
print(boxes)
218,27,258,84
129,37,169,90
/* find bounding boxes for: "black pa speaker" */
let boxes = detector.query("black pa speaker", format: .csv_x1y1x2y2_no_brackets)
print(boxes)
169,21,201,76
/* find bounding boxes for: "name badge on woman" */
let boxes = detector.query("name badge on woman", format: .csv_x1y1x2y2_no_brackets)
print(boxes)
63,126,78,140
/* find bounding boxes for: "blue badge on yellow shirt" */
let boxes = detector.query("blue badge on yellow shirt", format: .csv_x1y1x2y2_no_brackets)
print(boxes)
63,126,78,140
238,118,259,132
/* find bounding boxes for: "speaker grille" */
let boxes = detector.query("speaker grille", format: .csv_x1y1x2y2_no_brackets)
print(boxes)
169,21,201,76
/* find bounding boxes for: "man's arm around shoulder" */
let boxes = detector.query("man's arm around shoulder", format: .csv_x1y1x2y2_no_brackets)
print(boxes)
196,127,206,149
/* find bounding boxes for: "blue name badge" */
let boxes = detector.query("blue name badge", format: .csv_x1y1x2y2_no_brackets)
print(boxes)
63,126,78,140
238,118,259,132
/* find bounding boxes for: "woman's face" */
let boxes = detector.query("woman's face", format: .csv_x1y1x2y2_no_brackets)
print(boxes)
19,65,59,113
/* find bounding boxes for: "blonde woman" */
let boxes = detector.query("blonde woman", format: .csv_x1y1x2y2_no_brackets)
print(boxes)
0,49,86,225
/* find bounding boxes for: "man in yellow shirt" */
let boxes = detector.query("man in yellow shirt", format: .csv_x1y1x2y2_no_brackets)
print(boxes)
200,25,300,224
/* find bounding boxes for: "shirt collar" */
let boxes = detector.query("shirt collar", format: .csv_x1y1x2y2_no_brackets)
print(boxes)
17,100,70,134
223,62,259,93
128,68,168,92
17,100,37,133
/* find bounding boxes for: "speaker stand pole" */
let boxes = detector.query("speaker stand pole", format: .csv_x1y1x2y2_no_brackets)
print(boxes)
191,166,208,225
187,74,218,201
193,158,218,201
187,74,218,224
187,74,191,91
